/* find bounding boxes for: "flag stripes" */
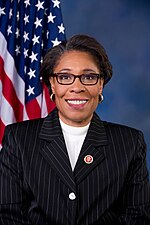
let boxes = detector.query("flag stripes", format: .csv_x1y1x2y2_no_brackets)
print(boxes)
0,0,66,149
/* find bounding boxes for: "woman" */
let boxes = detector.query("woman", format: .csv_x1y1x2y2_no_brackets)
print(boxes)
0,34,149,225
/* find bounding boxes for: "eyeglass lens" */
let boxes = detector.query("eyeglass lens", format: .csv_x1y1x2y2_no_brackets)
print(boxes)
55,73,100,85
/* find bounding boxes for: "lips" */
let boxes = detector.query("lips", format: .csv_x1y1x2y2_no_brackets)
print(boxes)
67,100,87,105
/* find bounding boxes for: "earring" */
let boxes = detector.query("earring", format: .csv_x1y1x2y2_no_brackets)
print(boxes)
50,93,55,102
99,94,104,103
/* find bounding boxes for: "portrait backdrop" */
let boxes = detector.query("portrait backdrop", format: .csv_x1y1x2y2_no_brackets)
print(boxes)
61,0,150,171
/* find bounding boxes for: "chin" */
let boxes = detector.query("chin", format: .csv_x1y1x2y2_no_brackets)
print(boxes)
69,116,90,125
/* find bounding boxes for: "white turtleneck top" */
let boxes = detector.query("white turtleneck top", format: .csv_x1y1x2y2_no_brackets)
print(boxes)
60,119,90,171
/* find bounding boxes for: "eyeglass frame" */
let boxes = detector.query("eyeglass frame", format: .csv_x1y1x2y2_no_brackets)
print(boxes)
51,73,104,85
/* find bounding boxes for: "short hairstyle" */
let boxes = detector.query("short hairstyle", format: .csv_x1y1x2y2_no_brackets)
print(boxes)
40,34,113,94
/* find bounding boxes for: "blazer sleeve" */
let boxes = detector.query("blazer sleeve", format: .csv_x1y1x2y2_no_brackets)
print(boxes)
0,125,32,225
118,131,150,224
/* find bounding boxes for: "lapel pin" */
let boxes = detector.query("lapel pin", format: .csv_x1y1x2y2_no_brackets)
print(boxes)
84,155,93,164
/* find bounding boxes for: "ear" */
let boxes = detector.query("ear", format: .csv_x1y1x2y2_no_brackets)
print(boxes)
99,78,104,94
49,77,55,94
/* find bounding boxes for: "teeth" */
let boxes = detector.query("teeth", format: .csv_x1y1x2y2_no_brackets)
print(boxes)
67,100,87,105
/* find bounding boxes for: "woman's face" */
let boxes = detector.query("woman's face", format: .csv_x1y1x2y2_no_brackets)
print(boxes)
49,50,104,127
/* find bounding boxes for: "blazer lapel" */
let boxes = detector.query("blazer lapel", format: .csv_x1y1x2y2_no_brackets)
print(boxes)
39,109,76,192
74,112,109,184
39,109,109,189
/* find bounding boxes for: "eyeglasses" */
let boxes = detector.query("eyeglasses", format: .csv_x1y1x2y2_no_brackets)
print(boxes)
51,73,104,85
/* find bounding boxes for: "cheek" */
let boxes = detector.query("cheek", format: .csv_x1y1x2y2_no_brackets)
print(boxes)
50,79,62,96
89,86,102,97
54,85,67,98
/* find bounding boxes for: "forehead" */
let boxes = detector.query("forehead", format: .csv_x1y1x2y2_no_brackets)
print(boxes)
55,50,99,69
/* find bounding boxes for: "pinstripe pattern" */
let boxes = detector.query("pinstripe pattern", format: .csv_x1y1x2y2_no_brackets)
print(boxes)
0,108,150,225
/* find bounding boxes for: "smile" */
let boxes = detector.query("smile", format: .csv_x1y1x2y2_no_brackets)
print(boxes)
67,100,87,105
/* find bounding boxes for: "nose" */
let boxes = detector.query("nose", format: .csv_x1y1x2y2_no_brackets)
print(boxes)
69,77,85,93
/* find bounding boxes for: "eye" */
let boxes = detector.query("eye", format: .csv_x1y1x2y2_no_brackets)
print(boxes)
82,74,97,80
58,73,72,80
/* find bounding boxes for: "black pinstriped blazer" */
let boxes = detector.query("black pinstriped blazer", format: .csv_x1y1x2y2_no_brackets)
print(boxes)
0,108,150,225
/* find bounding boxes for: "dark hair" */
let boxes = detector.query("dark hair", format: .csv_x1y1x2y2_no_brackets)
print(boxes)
40,34,113,94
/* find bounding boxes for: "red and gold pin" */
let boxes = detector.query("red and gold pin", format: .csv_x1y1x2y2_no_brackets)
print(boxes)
84,155,93,164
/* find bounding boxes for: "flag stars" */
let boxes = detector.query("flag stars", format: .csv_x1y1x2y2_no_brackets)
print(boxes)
0,7,6,16
58,23,65,34
1,0,66,108
40,58,43,64
7,25,12,35
44,8,48,15
34,17,42,28
46,31,49,39
29,51,38,63
23,31,29,42
52,0,60,8
24,0,30,8
17,11,20,21
32,34,40,45
24,66,27,74
27,68,36,79
41,41,44,49
26,85,35,96
24,14,29,25
9,9,13,19
51,38,61,47
35,0,44,11
24,48,29,58
47,12,56,23
15,28,20,38
15,45,20,55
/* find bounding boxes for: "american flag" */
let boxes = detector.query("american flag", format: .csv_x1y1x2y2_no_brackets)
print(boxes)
0,0,66,149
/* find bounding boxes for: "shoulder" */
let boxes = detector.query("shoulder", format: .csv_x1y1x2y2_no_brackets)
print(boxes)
103,120,138,132
2,108,59,145
5,108,58,133
102,120,145,148
93,112,145,142
94,112,142,135
2,117,44,146
103,120,143,135
5,117,45,134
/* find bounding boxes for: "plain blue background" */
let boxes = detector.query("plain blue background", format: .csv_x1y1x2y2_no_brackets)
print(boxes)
61,0,150,171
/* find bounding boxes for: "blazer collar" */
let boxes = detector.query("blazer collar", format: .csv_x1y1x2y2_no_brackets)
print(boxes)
85,111,109,146
39,108,108,146
39,108,62,142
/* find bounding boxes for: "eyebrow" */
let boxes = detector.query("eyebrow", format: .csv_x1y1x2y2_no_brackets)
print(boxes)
82,69,98,73
56,68,98,73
